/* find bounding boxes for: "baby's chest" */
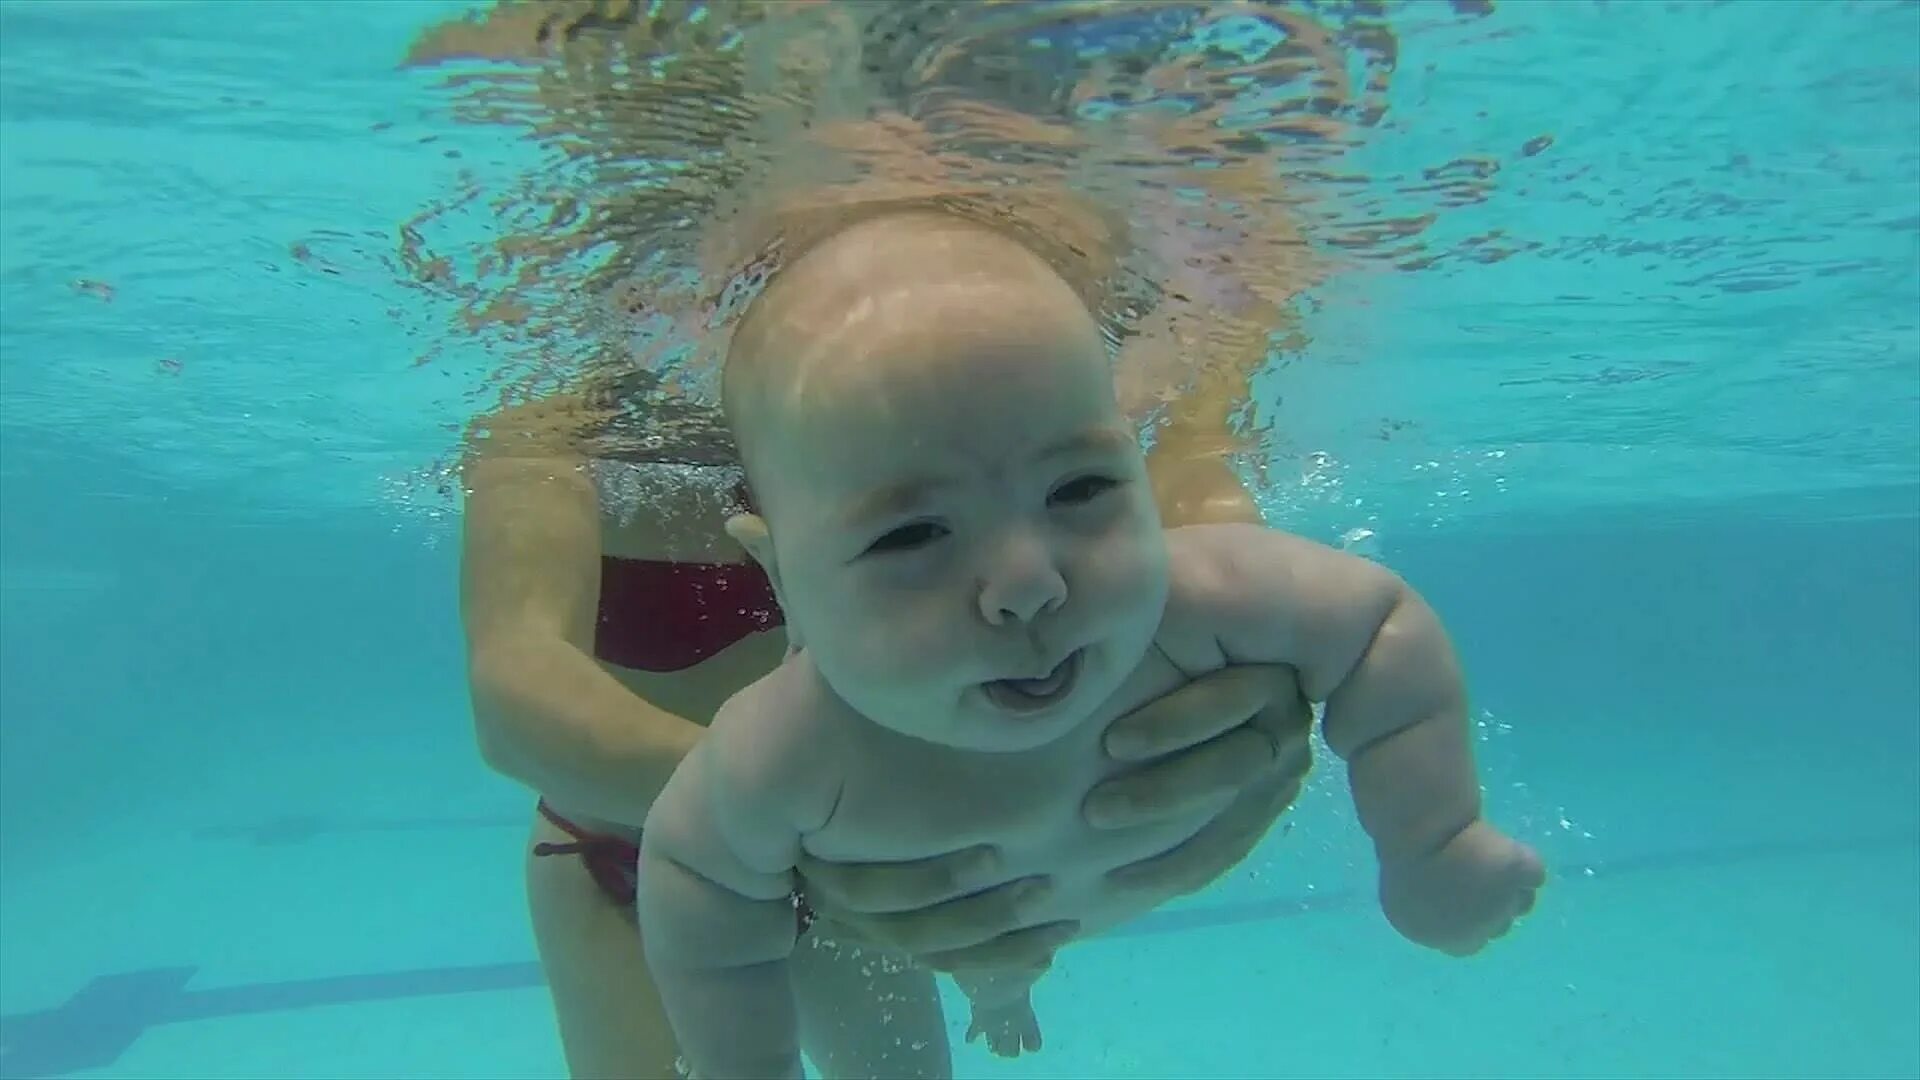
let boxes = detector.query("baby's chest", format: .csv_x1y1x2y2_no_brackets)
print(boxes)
808,739,1226,928
813,735,1101,861
802,648,1223,876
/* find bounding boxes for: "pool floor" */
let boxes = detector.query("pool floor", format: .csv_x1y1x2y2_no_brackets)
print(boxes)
3,728,1914,1079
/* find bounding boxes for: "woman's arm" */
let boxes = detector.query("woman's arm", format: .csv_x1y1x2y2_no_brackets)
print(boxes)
460,399,704,827
1136,321,1272,529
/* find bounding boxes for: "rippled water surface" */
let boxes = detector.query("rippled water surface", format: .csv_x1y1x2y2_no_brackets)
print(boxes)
2,0,1912,528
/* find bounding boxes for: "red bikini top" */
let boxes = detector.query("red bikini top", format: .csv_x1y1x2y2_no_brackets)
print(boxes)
593,554,785,672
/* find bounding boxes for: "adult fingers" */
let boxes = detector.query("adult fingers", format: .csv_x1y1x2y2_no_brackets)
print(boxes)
1103,665,1282,761
1085,726,1275,829
796,845,1001,915
825,876,1062,957
917,920,1081,974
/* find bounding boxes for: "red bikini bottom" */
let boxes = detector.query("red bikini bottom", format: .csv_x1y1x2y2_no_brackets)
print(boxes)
532,799,816,936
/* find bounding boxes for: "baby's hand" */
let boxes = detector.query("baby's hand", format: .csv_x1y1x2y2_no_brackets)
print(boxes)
965,993,1042,1058
1379,819,1544,957
956,967,1045,1058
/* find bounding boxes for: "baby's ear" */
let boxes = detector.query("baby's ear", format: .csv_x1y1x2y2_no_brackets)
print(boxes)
725,511,775,572
726,511,785,592
726,512,801,651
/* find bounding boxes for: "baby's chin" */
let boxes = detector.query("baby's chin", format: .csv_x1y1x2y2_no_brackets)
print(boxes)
853,684,1097,754
975,705,1099,751
922,711,1092,754
845,639,1145,752
908,676,1117,754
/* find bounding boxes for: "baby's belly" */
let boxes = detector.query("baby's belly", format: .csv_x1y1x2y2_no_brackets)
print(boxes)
803,646,1233,935
804,780,1234,939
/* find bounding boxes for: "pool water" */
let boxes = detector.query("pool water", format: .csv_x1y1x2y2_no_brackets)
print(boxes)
2,2,1916,1078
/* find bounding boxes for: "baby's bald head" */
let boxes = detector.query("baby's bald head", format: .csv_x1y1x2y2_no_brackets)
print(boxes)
722,211,1103,513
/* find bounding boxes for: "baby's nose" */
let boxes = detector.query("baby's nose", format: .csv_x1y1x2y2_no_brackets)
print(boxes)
978,537,1066,626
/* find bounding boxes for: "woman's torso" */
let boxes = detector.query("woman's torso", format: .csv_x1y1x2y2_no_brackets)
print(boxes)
546,458,791,839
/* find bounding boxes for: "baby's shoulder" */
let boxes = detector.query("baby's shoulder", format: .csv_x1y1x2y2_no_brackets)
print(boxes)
704,656,849,829
1161,523,1270,609
1152,523,1266,668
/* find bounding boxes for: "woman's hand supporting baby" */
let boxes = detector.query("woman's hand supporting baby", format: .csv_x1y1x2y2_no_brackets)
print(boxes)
794,664,1311,975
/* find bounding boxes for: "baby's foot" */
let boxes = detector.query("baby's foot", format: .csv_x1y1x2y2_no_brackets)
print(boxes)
966,996,1043,1058
1379,818,1544,956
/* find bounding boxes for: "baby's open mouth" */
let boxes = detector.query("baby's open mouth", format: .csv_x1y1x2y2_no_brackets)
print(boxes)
983,650,1083,715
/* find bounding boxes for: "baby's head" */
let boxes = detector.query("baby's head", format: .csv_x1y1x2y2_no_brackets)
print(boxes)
723,211,1170,751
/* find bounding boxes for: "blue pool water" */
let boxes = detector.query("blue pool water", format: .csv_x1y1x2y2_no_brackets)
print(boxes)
1,2,1916,1078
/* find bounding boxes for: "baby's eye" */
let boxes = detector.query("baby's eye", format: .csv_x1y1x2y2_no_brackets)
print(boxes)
1050,475,1119,507
866,521,947,555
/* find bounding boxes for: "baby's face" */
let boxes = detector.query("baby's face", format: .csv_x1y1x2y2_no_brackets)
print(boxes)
744,258,1169,752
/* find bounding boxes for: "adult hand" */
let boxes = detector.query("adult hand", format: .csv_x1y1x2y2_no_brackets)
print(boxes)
1090,664,1313,900
795,846,1078,974
794,665,1313,971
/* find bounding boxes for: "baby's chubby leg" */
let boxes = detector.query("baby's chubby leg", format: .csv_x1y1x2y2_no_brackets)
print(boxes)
791,932,952,1079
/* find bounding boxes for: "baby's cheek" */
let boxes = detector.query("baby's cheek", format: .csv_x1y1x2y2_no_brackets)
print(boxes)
839,595,953,672
1084,536,1168,611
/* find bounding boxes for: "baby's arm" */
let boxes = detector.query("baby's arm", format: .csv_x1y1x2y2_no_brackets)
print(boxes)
1172,524,1540,953
1172,524,1475,857
636,677,834,1079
